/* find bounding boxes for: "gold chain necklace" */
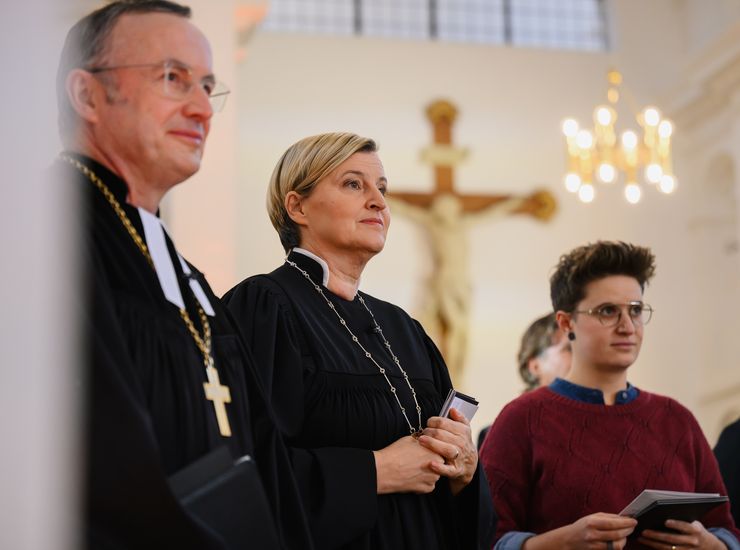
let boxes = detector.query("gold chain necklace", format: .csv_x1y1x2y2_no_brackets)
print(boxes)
61,154,233,437
286,259,423,436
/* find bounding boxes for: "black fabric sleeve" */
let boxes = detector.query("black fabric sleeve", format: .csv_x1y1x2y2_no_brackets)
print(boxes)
224,278,378,549
714,420,740,527
417,323,497,550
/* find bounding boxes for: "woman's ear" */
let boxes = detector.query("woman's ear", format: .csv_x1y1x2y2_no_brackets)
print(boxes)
66,69,102,124
527,357,541,380
555,310,572,336
285,191,307,227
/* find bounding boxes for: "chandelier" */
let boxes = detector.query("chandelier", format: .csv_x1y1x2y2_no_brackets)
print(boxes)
560,70,676,204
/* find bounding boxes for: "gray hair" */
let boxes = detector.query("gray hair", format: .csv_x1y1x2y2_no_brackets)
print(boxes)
56,1,191,143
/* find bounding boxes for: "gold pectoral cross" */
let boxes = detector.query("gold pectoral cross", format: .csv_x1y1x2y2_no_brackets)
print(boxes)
203,364,232,437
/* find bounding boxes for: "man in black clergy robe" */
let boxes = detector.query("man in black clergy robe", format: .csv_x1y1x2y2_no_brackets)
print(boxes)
56,2,312,548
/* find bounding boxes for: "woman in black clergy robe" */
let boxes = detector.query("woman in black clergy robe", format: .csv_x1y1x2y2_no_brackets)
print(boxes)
224,132,495,549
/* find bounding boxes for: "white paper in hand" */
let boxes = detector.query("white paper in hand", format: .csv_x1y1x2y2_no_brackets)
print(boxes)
438,389,479,421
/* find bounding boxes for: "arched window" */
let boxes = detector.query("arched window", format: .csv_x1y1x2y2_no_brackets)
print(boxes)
260,0,609,52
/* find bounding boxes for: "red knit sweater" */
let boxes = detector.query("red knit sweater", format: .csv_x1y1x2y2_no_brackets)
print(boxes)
479,388,740,547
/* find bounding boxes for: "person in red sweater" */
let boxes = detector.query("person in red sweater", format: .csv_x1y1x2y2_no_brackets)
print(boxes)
480,241,740,550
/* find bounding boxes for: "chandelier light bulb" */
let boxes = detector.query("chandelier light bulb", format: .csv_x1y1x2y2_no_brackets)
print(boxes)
645,163,663,183
659,174,676,194
564,173,582,192
598,163,616,183
578,183,595,203
643,107,661,127
576,129,594,149
562,118,579,137
596,106,612,126
658,120,673,138
624,183,642,204
621,130,638,150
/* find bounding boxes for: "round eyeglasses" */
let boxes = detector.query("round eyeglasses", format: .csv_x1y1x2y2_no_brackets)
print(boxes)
86,59,230,112
574,301,654,327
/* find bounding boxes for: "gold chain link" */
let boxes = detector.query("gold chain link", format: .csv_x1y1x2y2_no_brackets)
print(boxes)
61,154,213,367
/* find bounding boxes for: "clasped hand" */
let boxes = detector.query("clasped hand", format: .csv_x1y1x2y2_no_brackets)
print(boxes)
372,408,476,496
418,408,477,495
373,435,444,494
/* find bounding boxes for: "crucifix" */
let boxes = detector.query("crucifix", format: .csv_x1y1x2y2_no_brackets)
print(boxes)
387,99,556,385
203,363,233,437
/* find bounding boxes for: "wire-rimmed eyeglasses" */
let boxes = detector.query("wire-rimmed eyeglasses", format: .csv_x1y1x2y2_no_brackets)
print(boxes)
86,59,230,112
574,301,654,327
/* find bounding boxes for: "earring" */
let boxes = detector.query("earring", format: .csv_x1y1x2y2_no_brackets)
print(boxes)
568,332,576,341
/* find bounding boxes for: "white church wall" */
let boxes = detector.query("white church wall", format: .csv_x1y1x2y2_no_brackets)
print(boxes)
666,14,740,442
679,0,740,58
166,0,240,294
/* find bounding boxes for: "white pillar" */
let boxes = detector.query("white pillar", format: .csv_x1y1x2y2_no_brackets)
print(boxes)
732,92,740,262
0,2,81,549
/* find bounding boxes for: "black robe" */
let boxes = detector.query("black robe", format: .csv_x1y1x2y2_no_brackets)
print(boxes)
715,418,740,527
224,250,496,549
65,154,312,549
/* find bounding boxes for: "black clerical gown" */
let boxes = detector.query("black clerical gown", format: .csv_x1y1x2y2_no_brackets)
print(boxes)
224,251,496,549
64,154,312,549
715,418,740,527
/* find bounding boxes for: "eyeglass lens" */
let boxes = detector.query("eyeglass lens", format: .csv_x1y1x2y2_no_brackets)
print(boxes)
161,62,228,112
598,304,652,325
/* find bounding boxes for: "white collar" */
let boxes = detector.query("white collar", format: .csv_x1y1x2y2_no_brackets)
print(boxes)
292,247,330,287
138,208,215,316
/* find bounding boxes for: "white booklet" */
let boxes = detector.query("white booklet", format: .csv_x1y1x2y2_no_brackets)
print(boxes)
438,389,479,421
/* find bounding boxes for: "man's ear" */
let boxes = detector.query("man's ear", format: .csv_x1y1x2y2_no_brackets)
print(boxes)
65,69,102,124
285,191,308,227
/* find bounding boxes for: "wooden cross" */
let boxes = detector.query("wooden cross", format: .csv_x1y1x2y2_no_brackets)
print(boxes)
388,99,556,382
391,99,555,218
203,364,232,437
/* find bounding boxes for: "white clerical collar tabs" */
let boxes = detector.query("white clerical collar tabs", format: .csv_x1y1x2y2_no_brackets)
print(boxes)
138,208,215,316
293,247,330,287
177,255,215,316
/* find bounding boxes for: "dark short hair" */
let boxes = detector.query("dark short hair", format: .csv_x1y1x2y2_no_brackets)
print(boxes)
550,241,656,313
56,1,191,142
517,313,559,390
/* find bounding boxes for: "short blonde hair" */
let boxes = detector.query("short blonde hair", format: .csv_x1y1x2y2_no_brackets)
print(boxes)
267,132,378,252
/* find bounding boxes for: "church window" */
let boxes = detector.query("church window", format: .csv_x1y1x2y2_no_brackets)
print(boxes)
260,0,609,52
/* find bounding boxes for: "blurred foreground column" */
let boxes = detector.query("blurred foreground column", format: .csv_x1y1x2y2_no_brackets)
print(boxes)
0,2,81,549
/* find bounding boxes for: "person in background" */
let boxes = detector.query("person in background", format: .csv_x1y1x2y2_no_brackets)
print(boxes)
476,312,572,448
517,312,572,392
480,241,739,550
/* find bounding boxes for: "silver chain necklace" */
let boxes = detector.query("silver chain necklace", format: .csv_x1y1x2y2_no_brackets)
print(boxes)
286,259,423,436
